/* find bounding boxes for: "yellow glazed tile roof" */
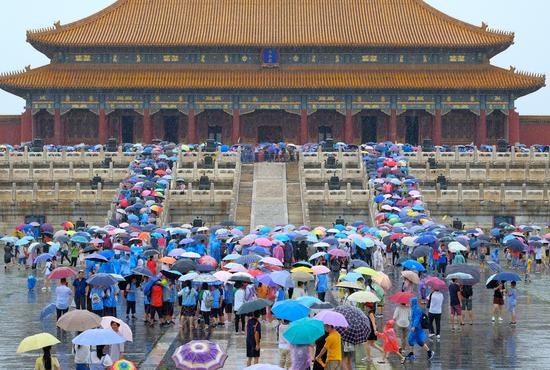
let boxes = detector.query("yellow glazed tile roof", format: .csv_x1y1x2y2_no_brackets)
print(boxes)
0,64,544,93
27,0,513,49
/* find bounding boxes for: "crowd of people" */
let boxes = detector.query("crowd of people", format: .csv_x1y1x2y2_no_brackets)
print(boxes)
2,140,548,370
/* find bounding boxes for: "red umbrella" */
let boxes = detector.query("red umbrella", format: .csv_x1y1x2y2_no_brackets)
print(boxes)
198,255,218,268
48,267,77,280
390,233,406,240
114,244,132,252
246,270,266,277
155,170,167,176
425,276,447,291
388,292,415,305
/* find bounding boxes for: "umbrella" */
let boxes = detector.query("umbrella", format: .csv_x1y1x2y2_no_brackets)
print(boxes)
388,292,415,305
291,266,314,274
487,261,503,272
272,300,311,321
448,241,467,253
172,259,197,274
85,253,108,263
401,270,420,284
411,245,431,259
82,245,99,253
425,277,447,291
291,271,314,282
335,281,363,290
313,310,349,328
445,264,481,285
40,303,56,321
172,340,228,370
506,238,526,252
101,316,133,341
179,272,199,282
401,259,426,272
295,296,323,307
143,249,160,258
312,265,330,275
310,301,335,310
72,328,126,346
194,274,221,284
222,253,241,261
160,256,177,265
181,251,202,259
260,257,283,267
244,365,284,370
113,359,137,370
283,317,325,345
351,259,369,268
372,271,392,291
353,267,379,277
333,305,371,345
328,249,348,258
57,310,101,332
255,238,272,247
48,266,77,280
199,255,218,268
292,261,313,268
161,270,183,280
236,254,262,265
213,270,232,283
347,290,380,303
270,270,292,288
236,298,273,315
87,273,118,287
196,264,216,273
229,273,254,284
446,272,474,281
34,253,53,265
132,266,155,277
17,333,60,353
308,251,326,261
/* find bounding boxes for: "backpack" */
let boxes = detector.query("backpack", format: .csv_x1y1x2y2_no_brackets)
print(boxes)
426,292,434,309
203,290,213,309
420,312,430,329
391,243,398,253
461,285,473,299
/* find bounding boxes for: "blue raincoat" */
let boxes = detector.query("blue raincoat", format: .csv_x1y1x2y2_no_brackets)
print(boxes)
408,297,427,346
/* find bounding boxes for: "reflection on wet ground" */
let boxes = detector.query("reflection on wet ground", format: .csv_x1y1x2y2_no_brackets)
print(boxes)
2,263,550,369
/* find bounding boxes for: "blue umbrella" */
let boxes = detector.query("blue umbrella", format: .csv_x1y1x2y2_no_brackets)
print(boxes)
487,261,503,272
273,234,290,242
15,238,31,246
283,317,325,345
34,253,54,264
269,270,293,288
401,259,426,272
87,273,118,287
70,235,89,244
295,296,323,307
142,276,161,296
272,300,311,321
415,235,437,245
0,236,18,244
85,253,108,263
72,328,126,346
493,272,522,282
342,272,364,282
132,266,154,277
236,254,263,265
99,250,115,260
39,303,56,321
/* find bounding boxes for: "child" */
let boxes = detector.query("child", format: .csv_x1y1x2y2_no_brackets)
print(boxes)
246,311,262,366
524,256,532,283
377,320,406,364
507,281,517,325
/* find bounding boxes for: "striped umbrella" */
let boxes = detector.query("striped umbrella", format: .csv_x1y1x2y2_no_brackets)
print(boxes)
172,340,227,370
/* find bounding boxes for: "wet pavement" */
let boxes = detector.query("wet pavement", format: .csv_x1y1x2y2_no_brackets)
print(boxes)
2,261,550,369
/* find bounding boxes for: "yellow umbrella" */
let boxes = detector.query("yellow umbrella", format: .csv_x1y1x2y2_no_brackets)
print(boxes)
312,229,325,236
347,290,380,303
17,333,60,353
291,266,314,274
353,267,379,277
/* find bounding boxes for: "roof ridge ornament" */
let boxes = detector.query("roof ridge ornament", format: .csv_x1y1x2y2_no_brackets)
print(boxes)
54,21,61,30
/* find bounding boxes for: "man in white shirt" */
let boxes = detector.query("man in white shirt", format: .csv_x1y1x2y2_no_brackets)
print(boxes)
55,278,72,319
427,288,444,339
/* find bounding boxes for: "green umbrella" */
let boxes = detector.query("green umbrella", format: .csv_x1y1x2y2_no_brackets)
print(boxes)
283,317,325,345
236,298,273,315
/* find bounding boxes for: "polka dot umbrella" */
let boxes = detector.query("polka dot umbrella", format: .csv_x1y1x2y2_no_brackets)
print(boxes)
333,305,371,345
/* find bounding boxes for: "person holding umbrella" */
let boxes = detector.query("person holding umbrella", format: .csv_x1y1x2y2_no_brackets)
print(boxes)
36,346,61,370
492,281,505,322
17,333,61,370
314,324,342,370
427,286,443,340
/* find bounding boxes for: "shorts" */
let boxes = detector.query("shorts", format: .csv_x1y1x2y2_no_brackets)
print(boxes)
144,303,150,313
224,303,233,313
536,259,542,264
210,307,220,317
246,341,260,358
163,302,174,317
259,307,267,316
181,305,196,317
325,361,341,370
450,304,462,316
493,297,504,306
461,297,472,311
479,254,486,261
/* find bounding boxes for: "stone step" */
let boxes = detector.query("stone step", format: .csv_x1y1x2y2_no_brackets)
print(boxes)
285,162,304,225
250,162,288,228
234,164,254,228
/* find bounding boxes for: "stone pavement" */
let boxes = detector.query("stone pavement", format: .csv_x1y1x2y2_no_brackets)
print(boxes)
2,262,550,369
250,162,288,229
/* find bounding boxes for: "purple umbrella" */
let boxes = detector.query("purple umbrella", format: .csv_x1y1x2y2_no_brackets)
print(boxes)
172,340,227,370
85,253,108,263
314,310,349,328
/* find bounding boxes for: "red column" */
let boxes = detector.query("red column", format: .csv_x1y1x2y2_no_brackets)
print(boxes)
476,109,487,146
187,109,197,143
53,108,62,145
508,109,520,144
98,109,107,144
389,109,397,142
300,109,308,145
143,108,152,143
433,109,442,146
20,108,32,143
344,109,353,143
232,109,240,144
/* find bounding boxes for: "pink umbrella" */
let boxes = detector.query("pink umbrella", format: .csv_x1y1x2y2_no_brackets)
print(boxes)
255,238,272,247
239,236,256,246
260,257,283,267
198,255,218,268
230,228,244,237
314,310,349,327
48,266,77,280
425,277,447,291
328,249,348,258
312,265,330,275
213,271,232,283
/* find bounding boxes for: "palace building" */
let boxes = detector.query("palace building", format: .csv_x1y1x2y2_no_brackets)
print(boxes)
0,0,545,146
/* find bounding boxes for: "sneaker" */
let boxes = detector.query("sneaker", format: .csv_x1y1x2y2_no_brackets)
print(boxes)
491,316,495,322
428,350,435,360
498,317,503,322
360,357,372,363
41,287,47,291
436,335,441,340
428,333,435,338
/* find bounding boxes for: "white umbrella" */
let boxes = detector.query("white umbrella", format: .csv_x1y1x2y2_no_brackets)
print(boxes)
308,251,326,261
101,316,133,342
179,272,199,282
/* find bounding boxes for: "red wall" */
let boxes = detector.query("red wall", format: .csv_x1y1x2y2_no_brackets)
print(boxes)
0,115,21,145
519,116,550,146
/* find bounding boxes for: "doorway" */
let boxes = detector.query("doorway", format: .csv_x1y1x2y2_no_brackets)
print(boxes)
405,116,419,145
318,126,333,142
361,116,377,143
207,126,222,143
163,116,178,143
121,116,134,143
258,126,283,142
